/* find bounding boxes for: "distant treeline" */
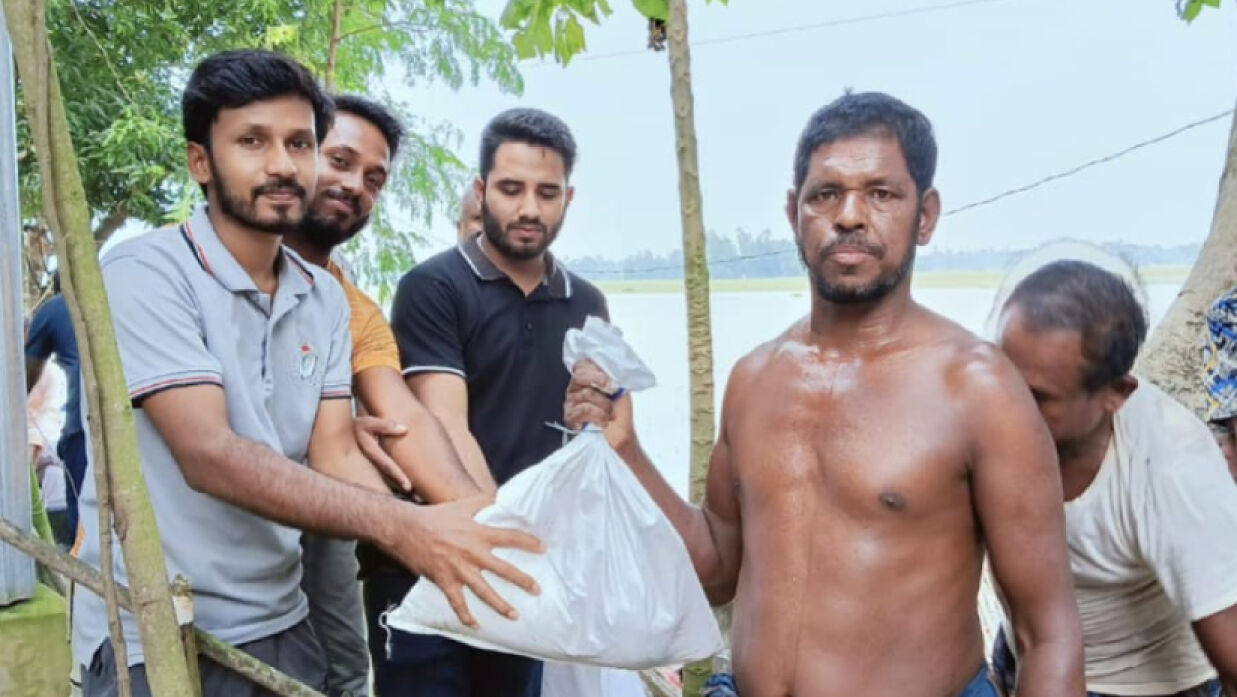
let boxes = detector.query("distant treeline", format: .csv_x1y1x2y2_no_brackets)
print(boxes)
564,230,1201,281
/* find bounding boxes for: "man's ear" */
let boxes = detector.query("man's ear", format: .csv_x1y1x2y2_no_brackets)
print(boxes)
917,187,941,246
785,188,800,241
187,142,212,187
1102,374,1139,413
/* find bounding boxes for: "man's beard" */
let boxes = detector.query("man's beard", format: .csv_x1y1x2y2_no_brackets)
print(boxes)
481,200,562,261
210,154,307,236
300,189,369,251
800,212,919,305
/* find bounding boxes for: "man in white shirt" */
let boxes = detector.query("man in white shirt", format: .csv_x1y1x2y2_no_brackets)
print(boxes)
994,259,1237,697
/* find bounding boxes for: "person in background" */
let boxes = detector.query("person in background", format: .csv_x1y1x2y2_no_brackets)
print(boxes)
368,107,608,697
283,93,485,697
24,270,85,548
1202,284,1237,481
996,260,1237,697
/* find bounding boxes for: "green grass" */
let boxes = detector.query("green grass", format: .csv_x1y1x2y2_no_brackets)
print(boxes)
593,266,1193,295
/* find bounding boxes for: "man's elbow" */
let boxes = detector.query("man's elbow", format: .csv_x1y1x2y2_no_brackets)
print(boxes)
699,556,737,606
704,581,737,607
174,438,233,496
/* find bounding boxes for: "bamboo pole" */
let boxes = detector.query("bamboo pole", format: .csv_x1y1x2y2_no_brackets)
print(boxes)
2,0,193,693
0,516,328,697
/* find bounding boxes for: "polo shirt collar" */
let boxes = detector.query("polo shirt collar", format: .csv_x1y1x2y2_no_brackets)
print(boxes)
456,232,572,299
181,204,315,298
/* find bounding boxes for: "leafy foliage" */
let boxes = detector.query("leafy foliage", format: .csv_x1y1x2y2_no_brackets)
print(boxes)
1178,0,1224,22
18,0,523,299
499,0,726,65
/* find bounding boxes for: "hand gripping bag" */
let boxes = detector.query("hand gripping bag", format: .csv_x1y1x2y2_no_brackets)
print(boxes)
385,317,724,668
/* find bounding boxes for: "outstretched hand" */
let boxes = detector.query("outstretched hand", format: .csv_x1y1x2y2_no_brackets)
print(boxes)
386,496,543,628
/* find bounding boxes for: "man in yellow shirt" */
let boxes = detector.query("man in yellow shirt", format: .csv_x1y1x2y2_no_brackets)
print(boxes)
283,94,483,697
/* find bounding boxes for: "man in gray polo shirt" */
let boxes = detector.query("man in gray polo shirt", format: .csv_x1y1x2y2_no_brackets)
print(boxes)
74,49,539,697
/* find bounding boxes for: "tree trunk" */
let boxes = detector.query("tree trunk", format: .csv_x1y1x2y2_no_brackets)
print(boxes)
2,1,194,694
1135,96,1237,415
666,0,715,506
666,3,720,695
324,0,343,91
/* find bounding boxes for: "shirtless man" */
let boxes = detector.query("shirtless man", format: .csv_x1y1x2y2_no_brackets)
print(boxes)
565,92,1084,697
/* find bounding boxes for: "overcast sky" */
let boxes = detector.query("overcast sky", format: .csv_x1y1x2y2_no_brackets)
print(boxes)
400,0,1237,264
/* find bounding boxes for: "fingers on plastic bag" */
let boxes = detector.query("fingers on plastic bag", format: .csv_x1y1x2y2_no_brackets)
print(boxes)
442,583,478,629
463,568,518,621
486,525,543,554
479,551,540,595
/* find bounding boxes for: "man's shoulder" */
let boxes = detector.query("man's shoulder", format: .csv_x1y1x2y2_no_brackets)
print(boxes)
101,225,193,274
30,293,68,324
565,271,606,308
394,247,472,307
284,246,346,310
407,246,470,281
1119,381,1218,476
723,316,810,397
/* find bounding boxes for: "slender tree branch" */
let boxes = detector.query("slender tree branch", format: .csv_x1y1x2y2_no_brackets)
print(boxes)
324,0,343,91
92,207,128,244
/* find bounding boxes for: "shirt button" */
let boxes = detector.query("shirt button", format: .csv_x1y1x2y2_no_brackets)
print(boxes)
525,322,533,331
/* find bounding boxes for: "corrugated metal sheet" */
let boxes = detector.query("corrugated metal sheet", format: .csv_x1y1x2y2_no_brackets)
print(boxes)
0,2,37,606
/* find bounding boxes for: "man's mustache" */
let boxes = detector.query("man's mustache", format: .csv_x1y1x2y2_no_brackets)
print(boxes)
507,218,547,235
320,188,361,215
819,235,883,259
252,179,307,201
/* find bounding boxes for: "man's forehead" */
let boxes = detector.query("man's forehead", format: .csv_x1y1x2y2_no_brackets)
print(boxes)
323,113,390,163
490,141,567,182
805,131,910,179
213,96,315,131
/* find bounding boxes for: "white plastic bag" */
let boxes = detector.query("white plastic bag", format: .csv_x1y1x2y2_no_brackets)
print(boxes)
385,316,724,669
542,663,647,697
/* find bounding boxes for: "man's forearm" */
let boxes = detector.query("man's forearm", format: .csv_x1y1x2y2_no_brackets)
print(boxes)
186,436,401,549
390,408,481,502
441,423,498,494
614,439,723,584
1014,622,1085,697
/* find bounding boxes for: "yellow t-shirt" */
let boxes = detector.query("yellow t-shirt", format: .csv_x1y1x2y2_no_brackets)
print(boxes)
326,261,401,376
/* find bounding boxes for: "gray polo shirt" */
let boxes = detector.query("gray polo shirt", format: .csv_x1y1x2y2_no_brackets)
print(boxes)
72,204,352,668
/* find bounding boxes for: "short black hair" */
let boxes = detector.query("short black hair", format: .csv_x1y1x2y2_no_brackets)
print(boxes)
333,94,405,160
1005,260,1148,392
479,108,577,180
182,49,334,150
794,91,937,195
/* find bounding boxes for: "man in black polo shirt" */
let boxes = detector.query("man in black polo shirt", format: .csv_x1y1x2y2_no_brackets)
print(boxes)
363,108,607,697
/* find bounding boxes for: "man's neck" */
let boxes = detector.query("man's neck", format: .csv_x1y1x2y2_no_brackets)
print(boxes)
479,236,546,296
807,282,916,354
281,230,332,268
206,203,283,293
1057,419,1114,501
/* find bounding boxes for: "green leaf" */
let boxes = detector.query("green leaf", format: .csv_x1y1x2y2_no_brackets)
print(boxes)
630,0,668,21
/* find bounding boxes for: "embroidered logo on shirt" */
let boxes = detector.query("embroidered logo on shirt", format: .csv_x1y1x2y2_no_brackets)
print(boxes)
298,344,318,379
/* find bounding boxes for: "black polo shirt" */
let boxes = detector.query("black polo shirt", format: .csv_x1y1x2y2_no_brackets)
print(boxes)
390,234,609,486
